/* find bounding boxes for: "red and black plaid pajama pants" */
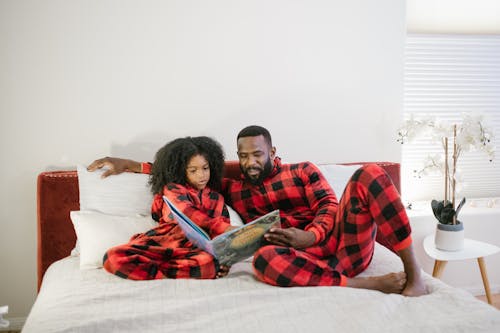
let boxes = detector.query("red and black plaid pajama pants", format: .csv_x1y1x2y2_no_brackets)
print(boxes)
103,223,219,280
252,164,412,287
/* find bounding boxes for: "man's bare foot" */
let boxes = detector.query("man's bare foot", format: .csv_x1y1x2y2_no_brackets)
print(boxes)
346,272,407,294
397,243,428,297
402,275,427,297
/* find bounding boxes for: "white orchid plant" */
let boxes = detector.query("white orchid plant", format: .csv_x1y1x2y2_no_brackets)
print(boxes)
397,113,495,224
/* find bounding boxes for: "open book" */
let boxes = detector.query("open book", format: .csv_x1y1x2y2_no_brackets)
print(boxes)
163,196,281,265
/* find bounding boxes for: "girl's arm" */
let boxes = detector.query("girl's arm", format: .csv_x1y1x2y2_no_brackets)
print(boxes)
164,184,231,238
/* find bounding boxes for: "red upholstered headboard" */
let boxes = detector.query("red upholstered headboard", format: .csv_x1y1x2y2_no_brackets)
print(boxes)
36,161,400,290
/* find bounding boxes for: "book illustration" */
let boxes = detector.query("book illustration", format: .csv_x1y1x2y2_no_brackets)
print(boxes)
229,224,266,249
212,210,281,265
163,196,281,265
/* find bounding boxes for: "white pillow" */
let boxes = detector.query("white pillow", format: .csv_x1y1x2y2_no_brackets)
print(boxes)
77,164,153,216
70,210,157,269
74,164,243,254
316,163,362,198
73,165,154,256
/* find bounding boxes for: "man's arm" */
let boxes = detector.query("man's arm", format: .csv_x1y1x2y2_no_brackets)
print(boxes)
264,162,338,249
300,162,338,244
87,157,149,177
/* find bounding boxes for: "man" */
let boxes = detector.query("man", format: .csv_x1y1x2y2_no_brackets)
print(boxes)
88,125,426,296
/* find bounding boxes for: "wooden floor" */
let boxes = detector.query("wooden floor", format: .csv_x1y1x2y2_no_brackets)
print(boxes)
476,293,500,310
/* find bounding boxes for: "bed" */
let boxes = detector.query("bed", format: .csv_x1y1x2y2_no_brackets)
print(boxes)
24,161,500,332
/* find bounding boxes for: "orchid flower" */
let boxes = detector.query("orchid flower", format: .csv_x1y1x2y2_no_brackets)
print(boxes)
399,113,495,224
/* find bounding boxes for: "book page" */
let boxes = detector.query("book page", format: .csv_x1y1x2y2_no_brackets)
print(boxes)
164,196,281,266
212,210,281,265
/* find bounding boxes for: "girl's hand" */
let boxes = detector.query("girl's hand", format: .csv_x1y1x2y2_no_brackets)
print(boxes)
216,265,231,278
224,225,238,232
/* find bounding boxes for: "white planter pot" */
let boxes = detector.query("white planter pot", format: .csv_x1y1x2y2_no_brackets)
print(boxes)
434,222,464,251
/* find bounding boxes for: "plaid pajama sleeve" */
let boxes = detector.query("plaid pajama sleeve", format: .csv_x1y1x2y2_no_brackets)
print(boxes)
163,183,231,238
297,162,339,245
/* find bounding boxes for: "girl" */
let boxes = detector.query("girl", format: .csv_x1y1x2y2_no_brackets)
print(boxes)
103,136,233,280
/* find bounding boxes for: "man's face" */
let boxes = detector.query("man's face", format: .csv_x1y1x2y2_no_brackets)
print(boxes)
237,135,276,185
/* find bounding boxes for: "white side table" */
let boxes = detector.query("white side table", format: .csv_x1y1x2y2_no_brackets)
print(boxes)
423,234,500,305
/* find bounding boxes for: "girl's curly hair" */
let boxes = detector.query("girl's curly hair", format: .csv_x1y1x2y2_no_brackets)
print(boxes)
149,136,225,194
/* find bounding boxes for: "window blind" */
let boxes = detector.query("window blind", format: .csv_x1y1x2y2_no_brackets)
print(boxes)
403,34,500,201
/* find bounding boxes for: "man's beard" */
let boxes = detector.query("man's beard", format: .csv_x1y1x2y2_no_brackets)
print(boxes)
241,158,273,185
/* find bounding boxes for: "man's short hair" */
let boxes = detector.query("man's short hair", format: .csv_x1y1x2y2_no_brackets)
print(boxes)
237,125,273,147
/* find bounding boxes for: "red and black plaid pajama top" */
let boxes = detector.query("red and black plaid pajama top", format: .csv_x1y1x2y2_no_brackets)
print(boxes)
222,158,413,287
103,182,230,280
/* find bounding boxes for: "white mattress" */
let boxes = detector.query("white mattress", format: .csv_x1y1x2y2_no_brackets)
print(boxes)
24,244,500,333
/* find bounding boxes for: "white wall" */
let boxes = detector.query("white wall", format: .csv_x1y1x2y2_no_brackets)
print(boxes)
0,0,406,320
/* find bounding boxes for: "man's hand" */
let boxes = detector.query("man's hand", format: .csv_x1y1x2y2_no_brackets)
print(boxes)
264,227,316,249
87,157,142,178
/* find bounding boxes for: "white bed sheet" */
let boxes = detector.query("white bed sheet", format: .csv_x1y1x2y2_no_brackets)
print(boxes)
24,243,500,333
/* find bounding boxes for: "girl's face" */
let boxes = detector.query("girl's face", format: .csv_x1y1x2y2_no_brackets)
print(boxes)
186,154,210,190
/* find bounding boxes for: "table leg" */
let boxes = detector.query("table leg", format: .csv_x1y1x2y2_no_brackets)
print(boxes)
477,257,493,305
432,260,447,278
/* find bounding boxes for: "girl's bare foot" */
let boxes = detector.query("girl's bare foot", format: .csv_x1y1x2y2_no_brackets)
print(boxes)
216,265,231,278
346,272,407,294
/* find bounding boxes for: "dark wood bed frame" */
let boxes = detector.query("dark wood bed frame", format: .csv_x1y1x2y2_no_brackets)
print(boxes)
36,161,400,290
